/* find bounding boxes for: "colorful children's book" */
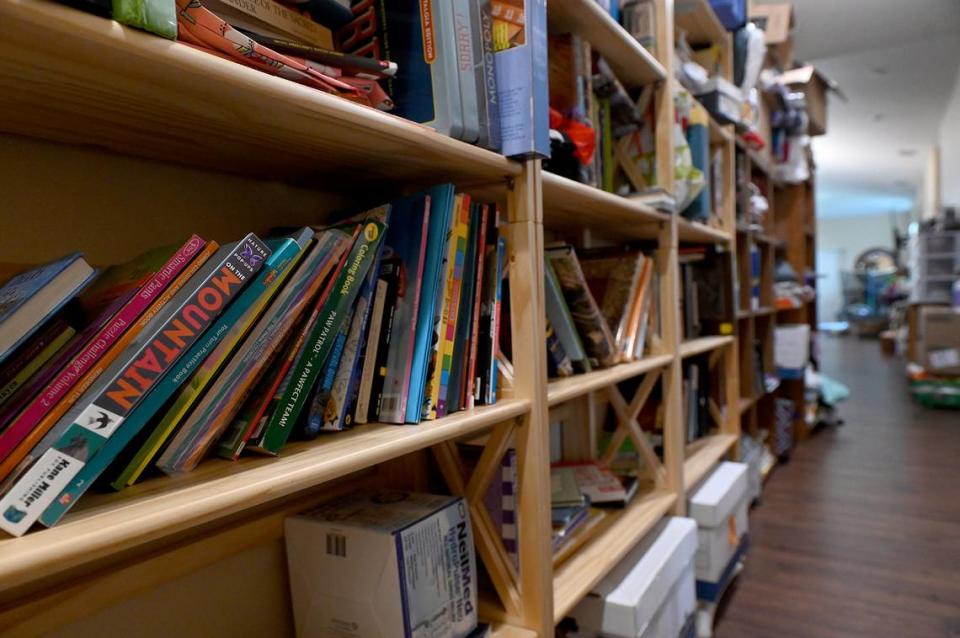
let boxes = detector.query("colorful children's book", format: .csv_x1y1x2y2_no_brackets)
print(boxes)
353,275,389,425
378,193,431,424
155,229,352,474
452,0,480,143
404,184,457,424
0,237,268,536
365,257,403,423
0,237,209,484
448,202,484,414
545,245,618,368
108,230,312,488
424,193,469,421
471,0,502,151
254,220,383,454
0,253,95,365
200,0,335,49
300,319,350,437
464,204,491,409
435,195,472,418
478,235,505,405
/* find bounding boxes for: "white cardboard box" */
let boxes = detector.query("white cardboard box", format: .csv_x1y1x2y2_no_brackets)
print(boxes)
688,462,749,585
572,517,698,638
285,490,478,638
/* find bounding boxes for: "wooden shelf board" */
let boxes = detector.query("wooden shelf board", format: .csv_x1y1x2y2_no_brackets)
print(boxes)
677,218,732,244
541,172,668,240
684,433,737,492
0,399,530,596
679,335,734,358
548,354,673,407
552,489,676,622
550,0,667,88
738,396,755,415
675,0,728,47
490,623,537,638
0,0,519,191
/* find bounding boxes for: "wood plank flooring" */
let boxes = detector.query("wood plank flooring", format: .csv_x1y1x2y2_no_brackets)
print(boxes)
715,335,960,638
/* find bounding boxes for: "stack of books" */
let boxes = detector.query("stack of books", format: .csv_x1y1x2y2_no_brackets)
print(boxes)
544,245,658,377
551,462,640,555
0,185,505,536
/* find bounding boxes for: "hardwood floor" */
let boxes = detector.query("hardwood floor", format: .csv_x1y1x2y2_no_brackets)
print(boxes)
715,335,960,638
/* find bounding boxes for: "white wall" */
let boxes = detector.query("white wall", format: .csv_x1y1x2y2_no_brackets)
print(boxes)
815,212,910,322
939,63,960,209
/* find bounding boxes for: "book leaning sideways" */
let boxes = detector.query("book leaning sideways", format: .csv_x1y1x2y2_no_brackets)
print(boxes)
0,235,269,536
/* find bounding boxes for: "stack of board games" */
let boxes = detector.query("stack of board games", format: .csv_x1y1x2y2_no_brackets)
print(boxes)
543,244,659,378
0,185,506,537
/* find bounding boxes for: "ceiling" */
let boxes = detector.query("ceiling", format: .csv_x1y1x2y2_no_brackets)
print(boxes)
755,0,960,218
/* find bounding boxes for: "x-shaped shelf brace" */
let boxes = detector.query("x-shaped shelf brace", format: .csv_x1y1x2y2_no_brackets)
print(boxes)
430,416,524,619
597,367,667,487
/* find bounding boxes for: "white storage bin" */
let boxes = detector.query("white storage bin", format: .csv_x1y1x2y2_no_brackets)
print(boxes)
687,462,749,586
572,517,698,638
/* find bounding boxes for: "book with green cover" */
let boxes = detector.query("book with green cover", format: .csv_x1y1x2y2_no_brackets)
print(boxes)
253,220,385,455
104,230,313,490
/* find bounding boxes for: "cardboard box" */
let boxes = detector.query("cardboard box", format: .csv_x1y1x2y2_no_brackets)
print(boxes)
572,517,698,638
775,323,810,379
916,306,960,375
749,3,794,68
779,65,838,136
285,490,478,638
688,462,749,585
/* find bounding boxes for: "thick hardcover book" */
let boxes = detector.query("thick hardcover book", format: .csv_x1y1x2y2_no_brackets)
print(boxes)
452,0,480,143
544,256,592,374
0,253,95,365
385,0,465,139
493,0,549,158
0,238,209,482
404,185,457,424
256,221,384,454
463,203,490,410
0,237,267,536
0,324,75,408
200,0,334,49
448,202,483,414
378,194,431,424
436,196,472,417
471,0,501,151
156,229,351,474
545,245,618,368
111,231,312,488
366,258,402,423
580,251,645,359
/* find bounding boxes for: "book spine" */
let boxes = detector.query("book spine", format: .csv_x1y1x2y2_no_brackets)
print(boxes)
214,0,333,48
0,237,266,536
0,326,75,407
0,317,72,395
545,319,573,377
302,319,350,436
354,279,388,425
369,260,402,422
452,0,480,143
448,203,481,413
480,236,505,404
464,204,489,410
0,237,208,481
260,222,384,454
436,197,471,417
238,29,396,78
472,0,501,150
113,236,308,487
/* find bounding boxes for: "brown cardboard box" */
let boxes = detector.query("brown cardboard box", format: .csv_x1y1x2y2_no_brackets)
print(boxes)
749,3,794,69
916,306,960,376
779,65,837,136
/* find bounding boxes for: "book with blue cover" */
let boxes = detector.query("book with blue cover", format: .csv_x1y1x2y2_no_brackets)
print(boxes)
405,184,457,423
0,253,96,365
385,0,465,139
493,0,550,158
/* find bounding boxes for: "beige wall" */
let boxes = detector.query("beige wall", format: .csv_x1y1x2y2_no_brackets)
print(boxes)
938,63,960,210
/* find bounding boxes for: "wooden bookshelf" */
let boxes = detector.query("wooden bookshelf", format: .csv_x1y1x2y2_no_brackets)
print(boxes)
549,0,667,89
0,0,747,633
552,489,676,621
683,433,738,491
